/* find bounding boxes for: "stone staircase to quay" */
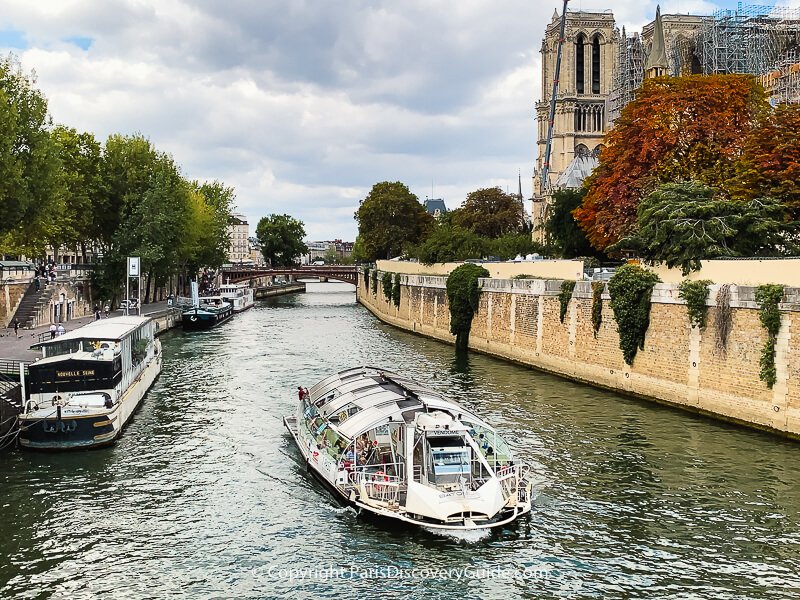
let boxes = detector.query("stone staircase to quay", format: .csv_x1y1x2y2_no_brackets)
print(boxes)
12,282,55,329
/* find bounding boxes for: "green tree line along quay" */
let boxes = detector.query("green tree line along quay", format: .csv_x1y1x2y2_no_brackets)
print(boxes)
0,55,235,302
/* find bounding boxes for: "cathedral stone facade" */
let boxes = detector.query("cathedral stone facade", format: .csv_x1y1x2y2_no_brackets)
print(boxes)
532,11,617,241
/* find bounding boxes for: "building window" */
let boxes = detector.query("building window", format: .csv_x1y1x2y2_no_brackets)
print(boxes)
576,35,585,95
592,36,601,94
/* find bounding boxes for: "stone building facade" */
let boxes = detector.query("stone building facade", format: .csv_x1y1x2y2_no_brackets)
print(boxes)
228,213,250,264
532,10,617,240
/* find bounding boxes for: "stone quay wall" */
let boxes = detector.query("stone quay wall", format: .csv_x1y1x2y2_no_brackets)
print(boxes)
357,272,800,439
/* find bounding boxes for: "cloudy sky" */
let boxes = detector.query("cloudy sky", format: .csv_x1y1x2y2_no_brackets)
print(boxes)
1,0,797,242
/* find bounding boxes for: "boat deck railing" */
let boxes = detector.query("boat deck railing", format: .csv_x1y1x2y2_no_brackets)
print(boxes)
350,462,405,505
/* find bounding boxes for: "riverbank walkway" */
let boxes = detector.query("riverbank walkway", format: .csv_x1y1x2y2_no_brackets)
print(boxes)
0,301,170,362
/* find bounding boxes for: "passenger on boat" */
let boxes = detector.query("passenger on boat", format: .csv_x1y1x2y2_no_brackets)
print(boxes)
297,386,305,401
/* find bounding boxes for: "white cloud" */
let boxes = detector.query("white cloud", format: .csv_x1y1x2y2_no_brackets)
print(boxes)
0,0,770,240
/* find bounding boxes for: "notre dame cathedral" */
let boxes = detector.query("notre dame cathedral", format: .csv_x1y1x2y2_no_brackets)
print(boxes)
531,4,800,240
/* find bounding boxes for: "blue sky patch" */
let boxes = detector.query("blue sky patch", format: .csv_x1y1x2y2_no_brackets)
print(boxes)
0,28,27,50
64,35,93,50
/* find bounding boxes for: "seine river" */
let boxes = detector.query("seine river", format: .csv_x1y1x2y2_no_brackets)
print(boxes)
1,282,799,599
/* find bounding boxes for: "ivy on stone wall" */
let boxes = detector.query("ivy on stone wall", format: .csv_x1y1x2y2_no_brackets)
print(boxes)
382,272,393,298
755,284,785,388
715,284,732,357
678,279,713,329
446,263,489,351
558,280,576,324
371,269,378,295
363,267,370,289
608,264,661,365
591,281,604,338
392,273,401,307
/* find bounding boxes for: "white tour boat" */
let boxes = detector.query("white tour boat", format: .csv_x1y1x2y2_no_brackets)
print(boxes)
284,367,534,530
19,316,162,450
219,281,255,313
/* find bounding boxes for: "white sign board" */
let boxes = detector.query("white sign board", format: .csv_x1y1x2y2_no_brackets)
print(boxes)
128,257,140,277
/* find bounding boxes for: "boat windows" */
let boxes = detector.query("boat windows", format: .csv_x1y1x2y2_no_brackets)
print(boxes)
464,422,513,469
428,438,471,486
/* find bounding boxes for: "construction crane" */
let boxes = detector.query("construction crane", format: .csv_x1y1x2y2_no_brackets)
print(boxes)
540,0,570,197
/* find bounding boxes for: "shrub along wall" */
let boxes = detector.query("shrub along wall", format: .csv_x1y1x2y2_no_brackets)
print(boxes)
357,271,800,440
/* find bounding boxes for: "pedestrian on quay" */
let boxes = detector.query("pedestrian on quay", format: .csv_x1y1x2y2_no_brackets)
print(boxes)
34,276,40,292
94,305,101,321
49,323,57,339
56,323,65,337
104,304,110,318
13,318,19,337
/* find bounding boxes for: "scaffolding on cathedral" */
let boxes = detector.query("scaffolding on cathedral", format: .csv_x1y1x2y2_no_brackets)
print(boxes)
695,4,800,76
608,27,645,123
761,61,800,104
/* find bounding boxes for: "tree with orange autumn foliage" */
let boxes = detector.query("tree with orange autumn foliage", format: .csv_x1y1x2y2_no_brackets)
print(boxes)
728,103,800,219
574,75,768,250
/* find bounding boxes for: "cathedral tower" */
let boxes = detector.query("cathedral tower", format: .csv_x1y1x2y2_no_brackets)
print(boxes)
532,9,618,239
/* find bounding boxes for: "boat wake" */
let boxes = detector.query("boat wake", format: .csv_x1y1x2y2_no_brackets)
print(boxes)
422,527,492,543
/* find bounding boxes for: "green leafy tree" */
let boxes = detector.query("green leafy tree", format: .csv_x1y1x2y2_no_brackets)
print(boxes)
323,247,340,264
413,224,486,265
451,187,524,238
486,233,544,261
50,126,104,261
354,181,433,261
616,181,798,275
544,188,597,258
256,214,307,266
116,155,192,301
0,55,63,254
194,181,235,269
98,133,160,251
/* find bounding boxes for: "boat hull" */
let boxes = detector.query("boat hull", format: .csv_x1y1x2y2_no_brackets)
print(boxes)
19,352,162,450
283,415,531,531
182,307,233,330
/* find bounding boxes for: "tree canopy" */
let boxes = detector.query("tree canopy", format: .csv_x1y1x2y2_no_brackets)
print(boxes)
729,102,800,219
255,214,307,267
450,187,525,238
574,75,768,250
615,181,798,275
0,52,237,302
543,188,597,258
0,56,62,252
353,181,433,261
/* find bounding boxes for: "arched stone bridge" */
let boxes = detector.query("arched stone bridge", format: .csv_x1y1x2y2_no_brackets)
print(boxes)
222,265,359,285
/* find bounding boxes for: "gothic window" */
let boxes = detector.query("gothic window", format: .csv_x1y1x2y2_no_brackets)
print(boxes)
574,104,605,133
592,35,601,94
575,144,590,157
576,34,586,95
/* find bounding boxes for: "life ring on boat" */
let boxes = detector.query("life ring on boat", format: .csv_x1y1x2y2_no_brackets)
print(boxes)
189,315,198,322
374,471,389,482
338,411,348,423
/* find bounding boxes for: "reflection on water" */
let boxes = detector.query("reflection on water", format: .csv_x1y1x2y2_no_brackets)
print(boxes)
1,282,799,599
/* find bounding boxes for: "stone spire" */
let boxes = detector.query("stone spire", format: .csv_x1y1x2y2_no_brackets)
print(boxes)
645,5,668,78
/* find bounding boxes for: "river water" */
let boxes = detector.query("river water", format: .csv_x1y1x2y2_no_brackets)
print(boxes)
1,282,799,599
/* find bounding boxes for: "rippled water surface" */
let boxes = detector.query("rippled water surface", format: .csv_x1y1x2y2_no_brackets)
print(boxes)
2,283,799,599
